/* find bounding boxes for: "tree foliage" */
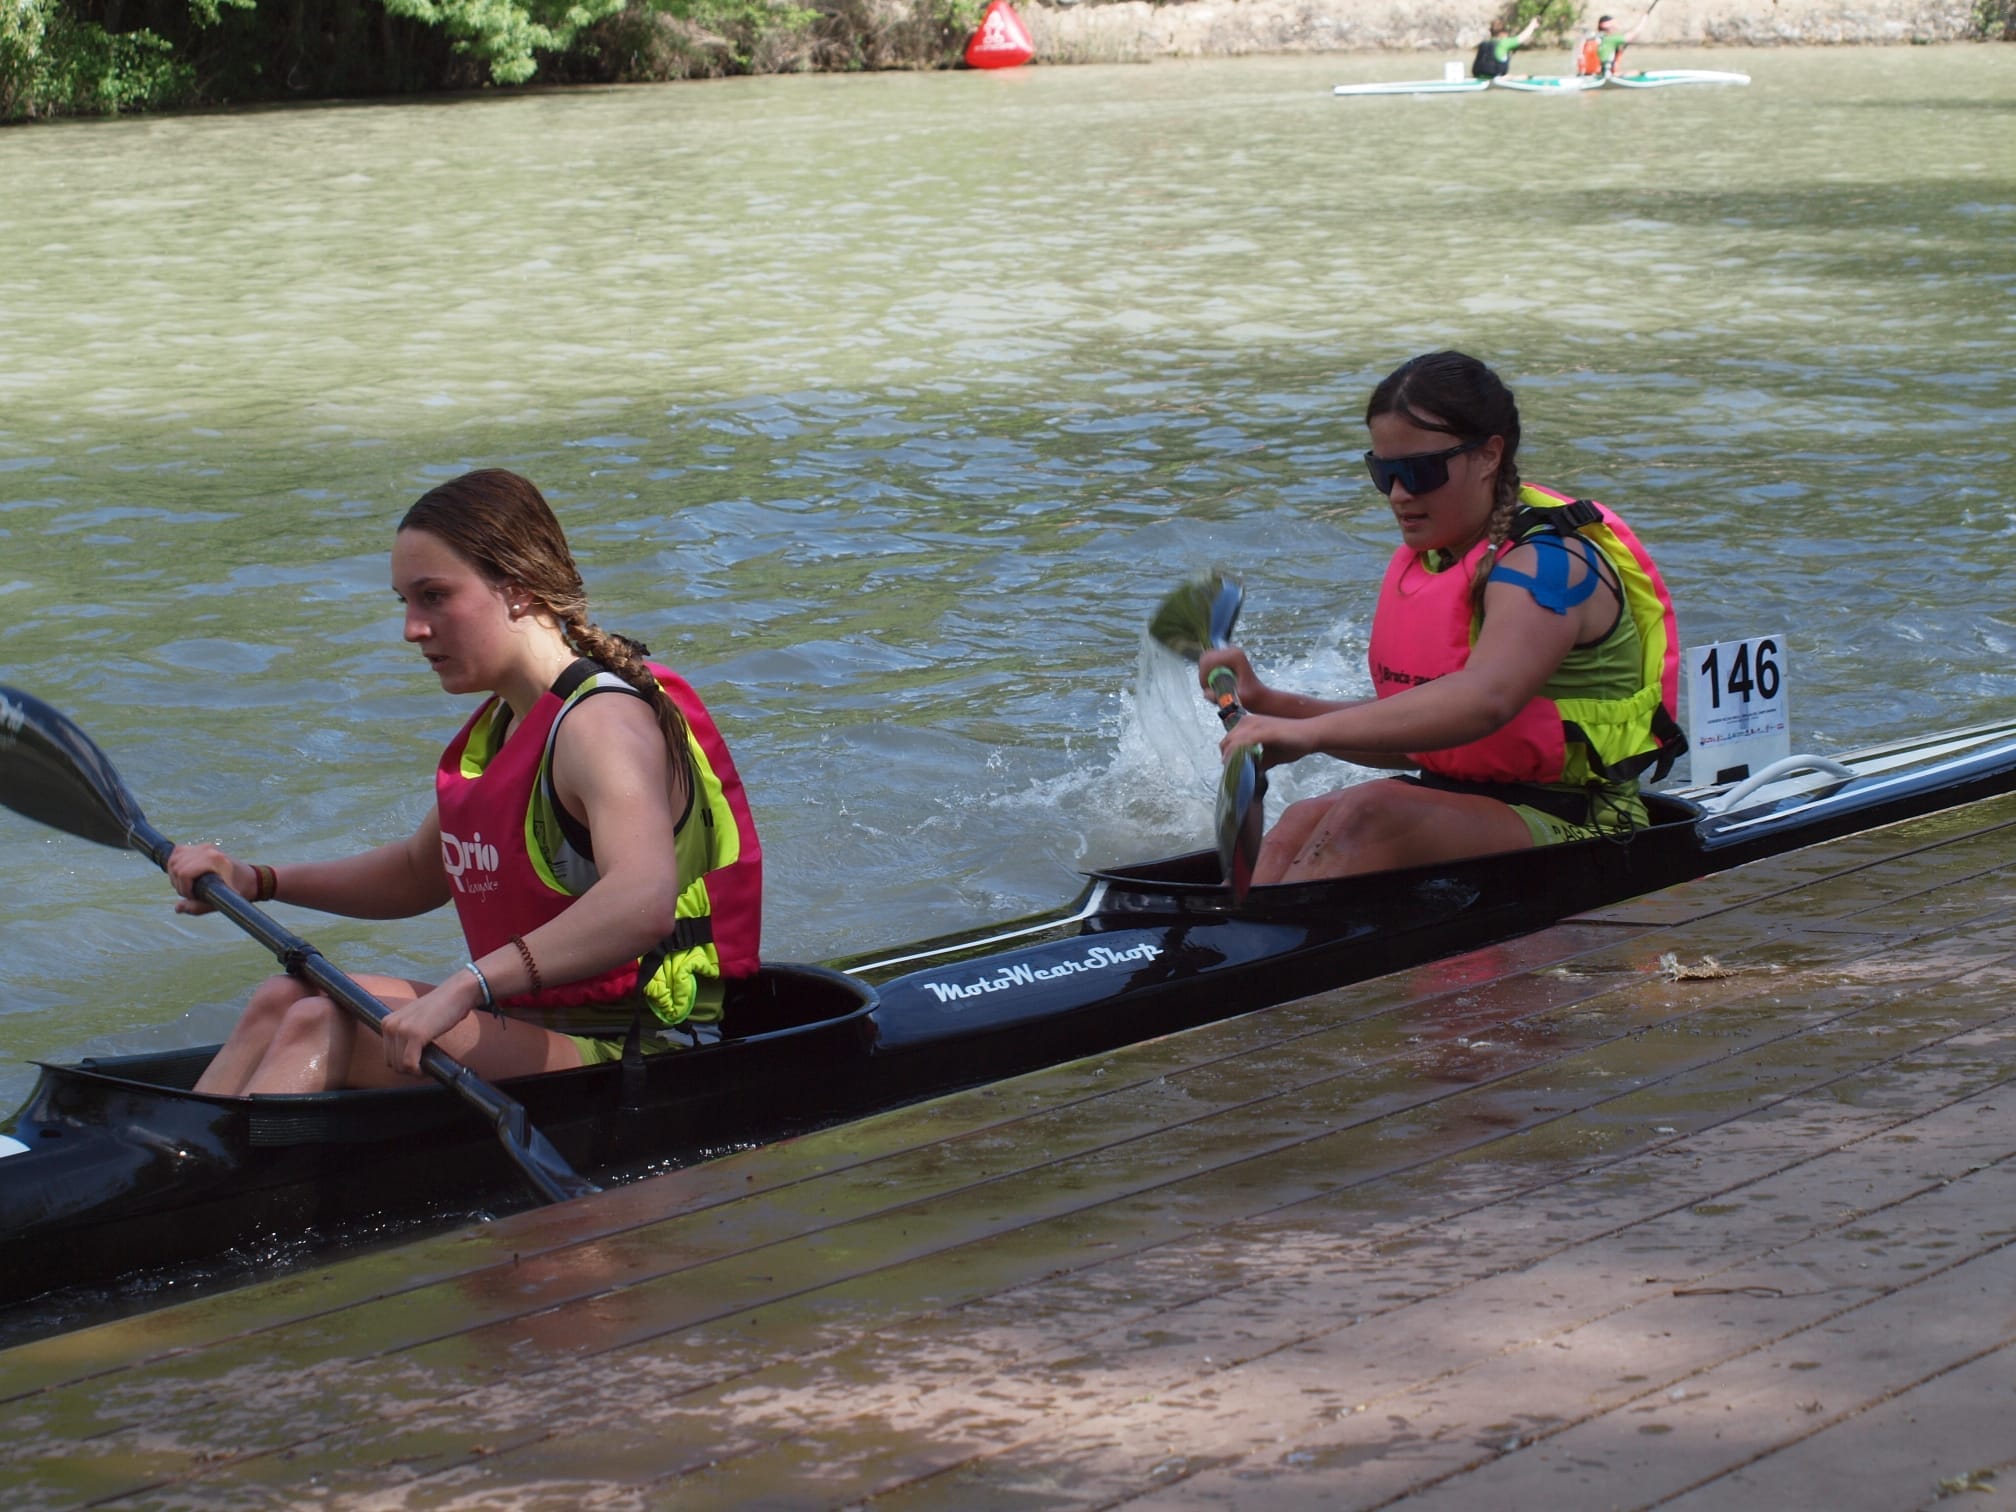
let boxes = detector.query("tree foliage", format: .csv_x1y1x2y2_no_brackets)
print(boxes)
3,0,214,117
378,0,624,83
4,0,982,118
1504,0,1580,43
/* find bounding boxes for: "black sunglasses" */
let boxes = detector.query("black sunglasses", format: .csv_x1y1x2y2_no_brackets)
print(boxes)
1362,437,1483,497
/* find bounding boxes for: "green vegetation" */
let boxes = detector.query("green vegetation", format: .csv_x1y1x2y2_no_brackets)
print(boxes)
3,1,203,118
2,0,980,119
1503,0,1583,43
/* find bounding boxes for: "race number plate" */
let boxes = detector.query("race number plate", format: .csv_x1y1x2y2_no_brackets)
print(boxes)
1687,635,1790,784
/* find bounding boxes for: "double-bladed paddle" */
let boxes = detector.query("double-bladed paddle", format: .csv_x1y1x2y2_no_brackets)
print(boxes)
1148,573,1267,899
0,684,600,1206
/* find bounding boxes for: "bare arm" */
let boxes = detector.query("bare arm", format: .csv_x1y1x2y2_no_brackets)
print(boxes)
168,810,450,919
1220,541,1614,770
505,693,688,993
1198,645,1370,721
379,693,691,1073
1197,643,1402,767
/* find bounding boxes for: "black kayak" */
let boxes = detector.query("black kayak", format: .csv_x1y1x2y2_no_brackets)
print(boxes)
6,718,2016,1311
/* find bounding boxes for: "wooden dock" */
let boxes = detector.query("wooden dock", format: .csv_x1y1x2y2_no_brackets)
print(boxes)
5,793,2016,1510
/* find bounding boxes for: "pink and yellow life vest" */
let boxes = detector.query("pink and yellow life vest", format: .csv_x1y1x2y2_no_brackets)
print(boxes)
1365,483,1684,788
436,660,762,1034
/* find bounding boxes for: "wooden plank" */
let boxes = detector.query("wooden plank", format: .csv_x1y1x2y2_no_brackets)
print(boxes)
185,987,2016,1509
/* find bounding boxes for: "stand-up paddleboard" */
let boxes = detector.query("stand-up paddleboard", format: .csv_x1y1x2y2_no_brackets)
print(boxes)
1491,73,1604,94
1605,68,1751,87
1332,77,1492,96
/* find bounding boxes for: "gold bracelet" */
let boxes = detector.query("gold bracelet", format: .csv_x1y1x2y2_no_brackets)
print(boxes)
509,933,544,995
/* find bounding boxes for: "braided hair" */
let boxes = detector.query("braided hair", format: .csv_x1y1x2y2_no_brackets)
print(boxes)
398,469,690,755
1365,351,1523,610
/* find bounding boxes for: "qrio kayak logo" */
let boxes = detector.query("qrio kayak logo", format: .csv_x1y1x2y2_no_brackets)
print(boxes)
441,830,502,895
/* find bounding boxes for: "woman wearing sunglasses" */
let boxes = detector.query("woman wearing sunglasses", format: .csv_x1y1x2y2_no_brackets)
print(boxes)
1199,350,1684,886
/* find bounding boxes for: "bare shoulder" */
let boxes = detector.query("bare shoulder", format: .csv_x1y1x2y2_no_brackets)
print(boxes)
553,688,674,793
560,685,663,742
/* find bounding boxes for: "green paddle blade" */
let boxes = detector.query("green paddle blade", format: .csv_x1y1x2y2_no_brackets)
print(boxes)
0,685,144,850
1217,749,1265,898
1148,572,1242,661
1145,576,1266,899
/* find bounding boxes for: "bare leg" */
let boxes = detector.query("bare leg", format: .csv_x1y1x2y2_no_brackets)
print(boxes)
194,973,318,1095
1254,792,1353,885
231,975,583,1095
1264,779,1536,884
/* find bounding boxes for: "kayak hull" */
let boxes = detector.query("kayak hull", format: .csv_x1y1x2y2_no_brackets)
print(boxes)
1492,74,1605,94
7,720,2016,1315
1606,69,1752,87
1332,79,1492,97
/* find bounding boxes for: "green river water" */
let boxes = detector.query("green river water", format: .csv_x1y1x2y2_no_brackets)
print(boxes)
1,45,2013,1115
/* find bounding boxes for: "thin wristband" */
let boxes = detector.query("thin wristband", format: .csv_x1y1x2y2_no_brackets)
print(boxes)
252,864,278,903
463,959,496,1013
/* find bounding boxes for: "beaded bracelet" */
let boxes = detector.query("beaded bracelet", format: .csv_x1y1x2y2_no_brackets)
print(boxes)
509,933,544,995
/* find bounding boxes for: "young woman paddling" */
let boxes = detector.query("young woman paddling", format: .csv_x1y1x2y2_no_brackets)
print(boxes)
1199,350,1684,887
168,468,762,1094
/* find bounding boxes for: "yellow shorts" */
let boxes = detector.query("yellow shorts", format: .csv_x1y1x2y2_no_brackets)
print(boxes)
561,980,726,1065
1509,787,1649,848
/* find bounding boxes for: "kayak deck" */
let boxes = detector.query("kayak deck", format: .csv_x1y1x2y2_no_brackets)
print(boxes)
5,785,2013,1505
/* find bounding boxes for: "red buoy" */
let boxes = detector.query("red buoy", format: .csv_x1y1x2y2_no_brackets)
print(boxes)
964,0,1034,69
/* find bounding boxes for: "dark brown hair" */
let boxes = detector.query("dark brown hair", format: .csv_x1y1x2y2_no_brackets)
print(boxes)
399,468,688,753
1366,351,1523,602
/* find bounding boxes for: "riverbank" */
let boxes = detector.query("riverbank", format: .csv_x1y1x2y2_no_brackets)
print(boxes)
2,0,2001,124
1022,0,1985,64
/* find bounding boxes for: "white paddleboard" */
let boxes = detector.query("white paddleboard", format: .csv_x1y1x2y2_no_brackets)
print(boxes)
1332,78,1492,97
1490,74,1604,94
1605,69,1751,87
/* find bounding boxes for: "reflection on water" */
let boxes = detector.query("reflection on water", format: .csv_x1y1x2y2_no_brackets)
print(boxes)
1,47,2013,1106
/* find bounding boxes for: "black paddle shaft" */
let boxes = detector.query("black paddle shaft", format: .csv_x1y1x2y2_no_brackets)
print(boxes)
0,684,599,1206
145,822,597,1205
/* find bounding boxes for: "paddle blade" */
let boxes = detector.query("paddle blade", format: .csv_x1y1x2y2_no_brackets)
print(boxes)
1216,750,1266,900
1148,571,1242,661
0,685,146,851
425,1050,603,1204
1206,575,1244,649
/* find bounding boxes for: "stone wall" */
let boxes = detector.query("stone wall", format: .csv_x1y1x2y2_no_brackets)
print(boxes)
1020,0,1981,61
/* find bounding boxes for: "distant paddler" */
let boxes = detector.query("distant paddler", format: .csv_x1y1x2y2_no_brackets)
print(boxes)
1576,2,1658,76
1472,15,1540,79
1196,350,1686,886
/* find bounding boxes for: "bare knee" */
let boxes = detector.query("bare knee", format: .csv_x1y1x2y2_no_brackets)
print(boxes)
243,974,315,1027
1276,784,1411,880
267,994,351,1051
1300,787,1389,852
